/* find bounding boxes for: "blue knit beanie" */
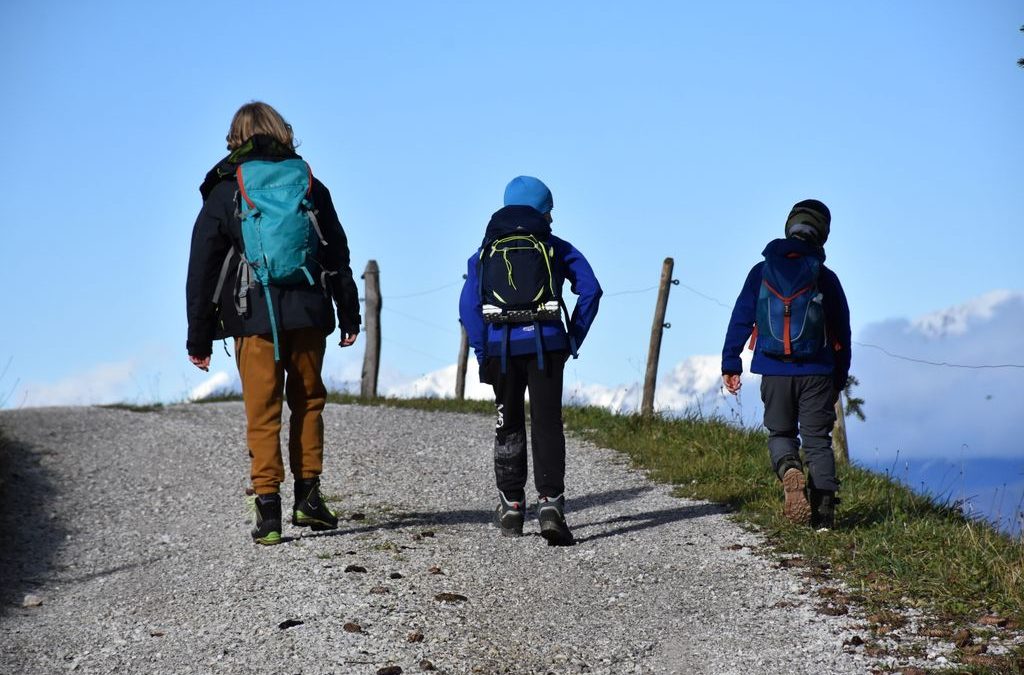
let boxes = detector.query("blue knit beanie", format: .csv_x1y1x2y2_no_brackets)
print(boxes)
503,176,553,214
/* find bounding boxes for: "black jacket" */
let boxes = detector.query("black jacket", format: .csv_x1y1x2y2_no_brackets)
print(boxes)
186,135,361,357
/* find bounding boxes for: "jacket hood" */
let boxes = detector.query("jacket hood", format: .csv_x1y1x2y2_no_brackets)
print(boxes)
199,134,302,201
482,205,552,245
762,237,826,263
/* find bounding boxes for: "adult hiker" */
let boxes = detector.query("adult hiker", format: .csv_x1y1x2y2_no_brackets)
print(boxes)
459,176,602,546
720,199,851,530
186,101,361,545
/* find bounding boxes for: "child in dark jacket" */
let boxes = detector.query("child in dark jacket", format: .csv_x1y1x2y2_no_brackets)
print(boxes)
721,199,851,529
186,101,361,545
459,176,602,546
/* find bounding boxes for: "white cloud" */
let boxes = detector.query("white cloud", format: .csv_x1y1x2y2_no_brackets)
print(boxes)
187,371,236,401
17,360,144,407
848,290,1024,461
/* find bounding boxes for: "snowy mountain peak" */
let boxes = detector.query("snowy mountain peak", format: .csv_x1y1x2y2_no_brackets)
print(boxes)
911,290,1021,338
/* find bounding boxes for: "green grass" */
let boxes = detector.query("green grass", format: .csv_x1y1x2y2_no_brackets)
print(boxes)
190,391,1024,644
98,403,165,413
560,405,1024,623
325,396,1023,630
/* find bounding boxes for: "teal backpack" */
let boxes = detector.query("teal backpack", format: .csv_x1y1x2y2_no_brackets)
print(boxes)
214,159,327,360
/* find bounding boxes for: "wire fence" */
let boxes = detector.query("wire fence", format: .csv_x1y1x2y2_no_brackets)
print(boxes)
377,275,1024,371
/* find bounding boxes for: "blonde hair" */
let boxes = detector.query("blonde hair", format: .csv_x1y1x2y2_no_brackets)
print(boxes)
226,101,295,150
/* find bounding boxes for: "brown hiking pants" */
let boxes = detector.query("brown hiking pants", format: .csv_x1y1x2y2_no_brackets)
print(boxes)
235,328,328,495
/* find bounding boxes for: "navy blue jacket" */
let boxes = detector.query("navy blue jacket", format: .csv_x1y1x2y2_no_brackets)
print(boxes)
459,206,602,366
721,238,851,384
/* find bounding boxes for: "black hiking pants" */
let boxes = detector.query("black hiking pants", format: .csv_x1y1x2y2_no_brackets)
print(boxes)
761,374,840,492
484,352,568,502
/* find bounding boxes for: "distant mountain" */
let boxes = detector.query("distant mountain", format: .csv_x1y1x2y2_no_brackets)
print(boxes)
911,290,1021,338
383,352,762,424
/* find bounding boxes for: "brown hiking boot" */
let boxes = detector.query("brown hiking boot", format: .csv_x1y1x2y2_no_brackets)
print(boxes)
781,468,812,525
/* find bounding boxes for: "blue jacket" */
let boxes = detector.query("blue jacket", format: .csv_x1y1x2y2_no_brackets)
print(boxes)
722,238,851,383
459,206,602,366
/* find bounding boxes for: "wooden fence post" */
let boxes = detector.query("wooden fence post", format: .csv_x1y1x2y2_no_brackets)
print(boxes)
361,260,381,400
833,394,850,464
455,323,469,400
641,258,675,417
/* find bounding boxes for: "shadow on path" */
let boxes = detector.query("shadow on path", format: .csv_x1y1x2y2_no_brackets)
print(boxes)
299,486,725,544
573,502,729,544
0,434,67,617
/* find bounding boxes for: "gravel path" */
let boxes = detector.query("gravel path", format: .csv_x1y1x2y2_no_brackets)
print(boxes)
0,403,871,674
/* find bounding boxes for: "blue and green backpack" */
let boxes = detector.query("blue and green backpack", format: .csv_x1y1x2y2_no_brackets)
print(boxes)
214,159,328,360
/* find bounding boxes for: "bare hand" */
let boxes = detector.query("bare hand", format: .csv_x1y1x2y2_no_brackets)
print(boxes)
189,355,211,372
722,373,741,395
339,333,358,348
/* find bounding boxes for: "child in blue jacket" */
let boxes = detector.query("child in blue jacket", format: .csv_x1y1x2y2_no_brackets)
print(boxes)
459,176,602,545
721,199,851,529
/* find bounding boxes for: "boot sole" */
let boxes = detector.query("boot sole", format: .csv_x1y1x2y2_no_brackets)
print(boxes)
782,468,811,525
540,521,575,546
495,512,524,537
292,517,338,531
253,531,282,546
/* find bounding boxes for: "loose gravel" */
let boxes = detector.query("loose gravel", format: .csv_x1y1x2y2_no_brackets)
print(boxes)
0,402,871,674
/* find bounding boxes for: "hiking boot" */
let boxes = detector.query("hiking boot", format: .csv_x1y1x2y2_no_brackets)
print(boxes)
810,490,837,530
292,477,338,531
251,493,283,546
537,494,574,546
780,467,812,526
494,491,525,537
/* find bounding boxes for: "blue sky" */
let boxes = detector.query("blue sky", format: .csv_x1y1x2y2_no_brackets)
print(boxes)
2,1,1022,511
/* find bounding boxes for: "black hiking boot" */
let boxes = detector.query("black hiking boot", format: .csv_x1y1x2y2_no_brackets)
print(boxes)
251,493,283,546
810,490,838,530
776,459,811,526
494,491,525,537
537,494,574,546
292,477,338,531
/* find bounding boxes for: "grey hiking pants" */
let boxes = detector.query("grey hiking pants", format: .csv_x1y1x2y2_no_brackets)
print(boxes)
760,374,840,492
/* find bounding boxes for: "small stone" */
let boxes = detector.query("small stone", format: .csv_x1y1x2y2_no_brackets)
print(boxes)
434,592,468,603
149,630,165,638
278,619,304,630
345,565,367,573
420,531,435,538
377,667,402,675
428,566,443,575
952,628,972,648
343,622,362,633
369,586,390,595
389,572,403,580
419,659,435,671
22,594,43,608
408,629,424,643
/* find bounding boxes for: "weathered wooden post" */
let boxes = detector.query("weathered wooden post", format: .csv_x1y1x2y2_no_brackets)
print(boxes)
641,258,675,417
833,395,850,464
455,323,469,400
360,260,381,400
